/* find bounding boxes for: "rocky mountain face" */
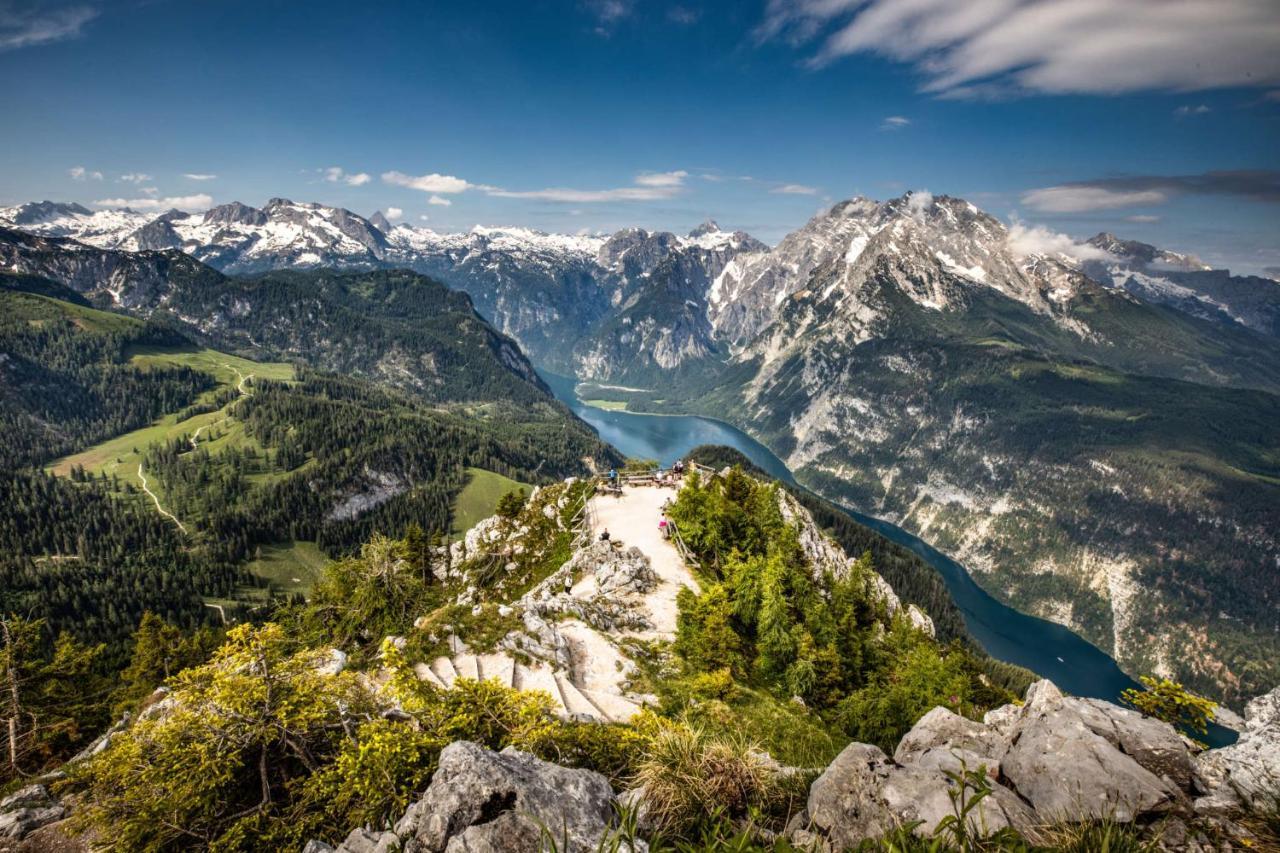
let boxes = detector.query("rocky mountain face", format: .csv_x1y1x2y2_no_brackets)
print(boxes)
573,222,767,381
0,201,770,374
592,193,1277,707
0,227,554,407
1084,232,1280,338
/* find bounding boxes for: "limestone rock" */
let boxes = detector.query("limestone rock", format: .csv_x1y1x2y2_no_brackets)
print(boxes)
398,741,615,853
315,648,348,676
894,706,1006,778
0,785,65,841
1001,701,1179,822
807,743,899,848
1195,684,1280,810
333,827,401,853
807,741,1034,847
1071,698,1195,791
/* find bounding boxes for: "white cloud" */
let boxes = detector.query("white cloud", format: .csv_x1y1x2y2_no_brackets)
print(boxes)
1021,186,1167,213
771,183,819,195
385,207,403,220
1006,222,1114,261
428,195,452,207
759,0,1280,97
1124,214,1161,223
1173,104,1211,117
880,115,910,130
0,3,97,52
635,170,688,187
382,170,472,194
68,166,102,181
93,193,214,212
584,0,632,33
119,172,153,183
906,189,934,219
418,214,430,221
324,167,371,187
486,185,678,203
484,170,688,203
183,173,217,181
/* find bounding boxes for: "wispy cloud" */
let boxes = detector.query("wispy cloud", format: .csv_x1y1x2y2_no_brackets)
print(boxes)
879,115,910,130
1173,104,1211,117
428,195,452,207
635,170,688,188
382,170,472,194
183,173,217,181
324,166,371,186
668,5,700,25
93,193,214,212
758,0,1280,97
68,165,102,181
118,172,152,184
1023,170,1280,212
1125,214,1161,224
583,0,632,34
771,183,819,195
1021,186,1168,213
0,2,98,52
486,170,688,203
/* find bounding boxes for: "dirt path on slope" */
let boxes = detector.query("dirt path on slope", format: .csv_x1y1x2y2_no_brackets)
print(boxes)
137,463,188,534
587,483,699,636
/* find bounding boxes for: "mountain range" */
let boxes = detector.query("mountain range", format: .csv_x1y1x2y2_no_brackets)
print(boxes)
3,192,1277,706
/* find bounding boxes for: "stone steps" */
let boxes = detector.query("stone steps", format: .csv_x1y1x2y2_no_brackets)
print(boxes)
478,652,515,686
554,673,604,718
429,656,457,688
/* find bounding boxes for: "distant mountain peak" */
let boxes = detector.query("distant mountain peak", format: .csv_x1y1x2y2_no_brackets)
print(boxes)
688,220,721,238
203,201,267,227
369,211,393,234
10,201,94,224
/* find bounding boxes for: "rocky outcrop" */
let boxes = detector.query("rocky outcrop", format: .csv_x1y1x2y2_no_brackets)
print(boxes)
0,786,65,842
807,742,1037,848
1196,684,1280,812
801,679,1269,848
309,741,619,853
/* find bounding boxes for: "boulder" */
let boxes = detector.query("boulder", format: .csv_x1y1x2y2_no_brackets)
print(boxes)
331,828,400,853
1071,698,1195,791
591,545,658,596
1001,702,1179,822
396,741,616,853
894,706,1007,778
1195,684,1280,810
807,742,1035,848
315,648,348,677
0,785,65,842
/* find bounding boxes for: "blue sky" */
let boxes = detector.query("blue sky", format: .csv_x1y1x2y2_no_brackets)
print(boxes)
1,0,1278,273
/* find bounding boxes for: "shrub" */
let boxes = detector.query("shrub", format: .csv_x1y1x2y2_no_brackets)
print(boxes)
495,488,527,519
1121,675,1216,741
68,624,377,851
632,725,800,840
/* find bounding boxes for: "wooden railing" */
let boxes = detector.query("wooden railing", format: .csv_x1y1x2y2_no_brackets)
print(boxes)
568,481,596,550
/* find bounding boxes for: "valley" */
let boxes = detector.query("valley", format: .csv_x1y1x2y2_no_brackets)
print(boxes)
4,191,1277,709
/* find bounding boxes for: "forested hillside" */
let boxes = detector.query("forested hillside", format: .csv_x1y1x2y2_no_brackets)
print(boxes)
0,263,618,669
